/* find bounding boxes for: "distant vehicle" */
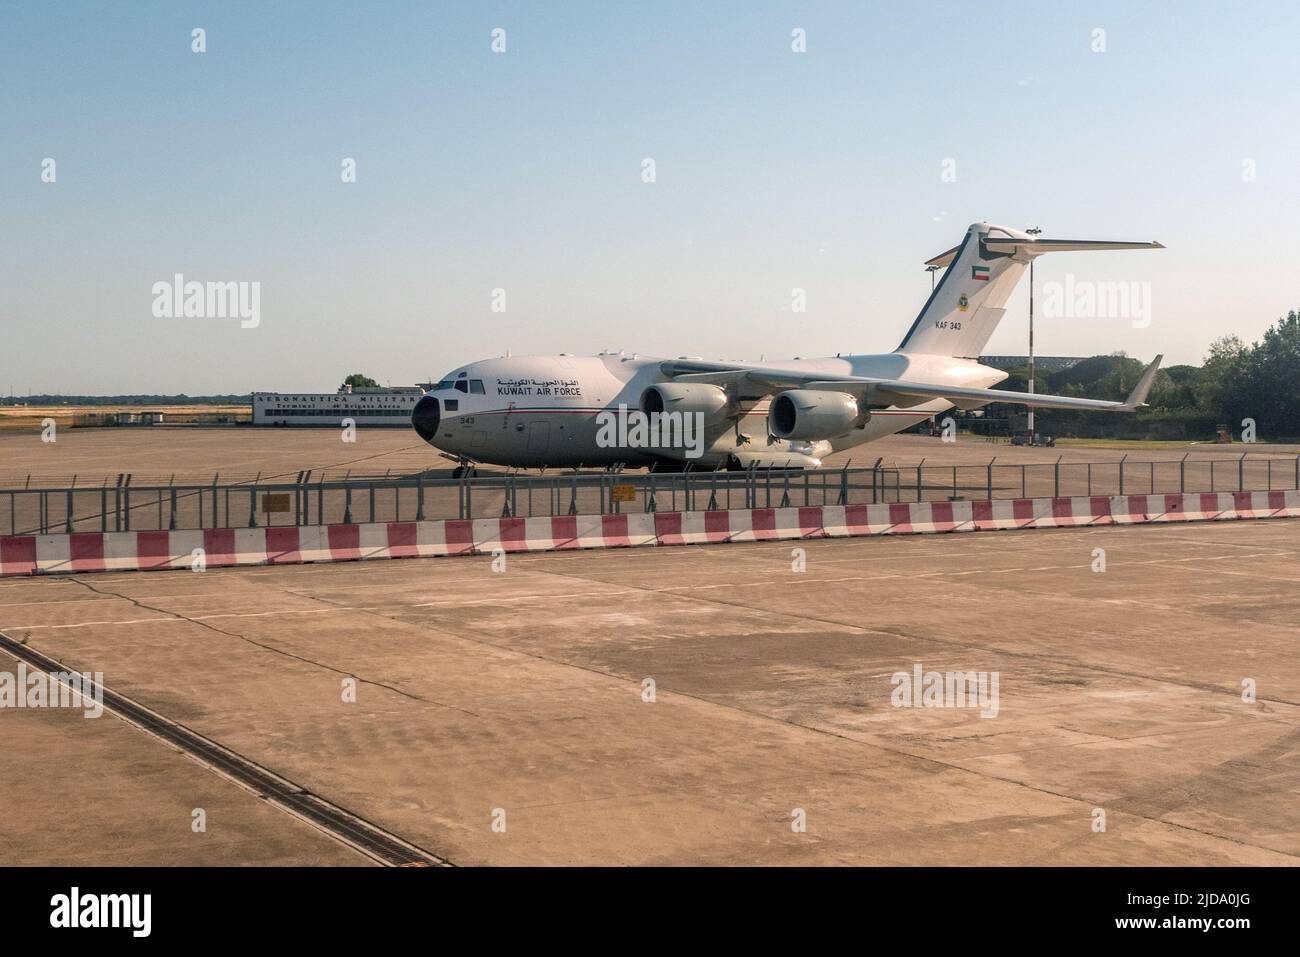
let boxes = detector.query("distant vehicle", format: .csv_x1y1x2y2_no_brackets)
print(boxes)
413,223,1163,471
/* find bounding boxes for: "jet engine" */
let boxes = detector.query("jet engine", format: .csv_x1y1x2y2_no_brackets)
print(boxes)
768,389,863,440
640,382,730,422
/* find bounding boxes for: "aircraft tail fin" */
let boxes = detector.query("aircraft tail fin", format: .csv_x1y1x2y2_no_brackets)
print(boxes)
895,223,1163,358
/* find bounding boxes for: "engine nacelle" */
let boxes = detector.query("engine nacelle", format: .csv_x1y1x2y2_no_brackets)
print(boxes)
640,382,729,422
768,389,862,440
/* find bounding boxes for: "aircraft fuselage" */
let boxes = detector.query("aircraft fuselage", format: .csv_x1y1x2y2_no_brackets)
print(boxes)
412,351,1005,470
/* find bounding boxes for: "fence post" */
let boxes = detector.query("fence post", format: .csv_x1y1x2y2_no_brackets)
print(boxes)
1119,455,1127,496
65,488,73,534
1053,456,1061,499
416,472,425,522
1238,453,1245,492
987,457,995,500
916,459,925,503
1180,453,1187,494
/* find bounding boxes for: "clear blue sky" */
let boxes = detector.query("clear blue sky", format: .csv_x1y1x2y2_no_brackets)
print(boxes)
3,1,1296,394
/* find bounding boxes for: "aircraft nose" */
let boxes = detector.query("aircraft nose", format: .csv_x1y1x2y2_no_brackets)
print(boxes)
411,395,441,442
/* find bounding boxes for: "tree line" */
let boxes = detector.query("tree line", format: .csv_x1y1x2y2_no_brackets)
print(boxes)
986,308,1300,441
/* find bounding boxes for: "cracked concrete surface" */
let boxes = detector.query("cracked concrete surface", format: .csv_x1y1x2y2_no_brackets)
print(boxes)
1,517,1298,865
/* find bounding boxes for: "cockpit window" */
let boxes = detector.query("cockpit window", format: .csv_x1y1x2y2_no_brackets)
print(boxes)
469,380,485,394
454,380,469,393
436,380,455,391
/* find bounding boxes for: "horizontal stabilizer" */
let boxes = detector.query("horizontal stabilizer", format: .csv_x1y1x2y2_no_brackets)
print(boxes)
983,237,1165,257
924,244,962,268
925,237,1163,267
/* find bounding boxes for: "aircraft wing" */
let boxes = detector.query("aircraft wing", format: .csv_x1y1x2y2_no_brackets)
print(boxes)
663,354,1163,413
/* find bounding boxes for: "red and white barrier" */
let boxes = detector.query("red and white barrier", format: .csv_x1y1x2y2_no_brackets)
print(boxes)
2,490,1296,577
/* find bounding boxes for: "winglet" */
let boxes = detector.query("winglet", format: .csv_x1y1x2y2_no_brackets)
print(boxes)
1120,354,1163,410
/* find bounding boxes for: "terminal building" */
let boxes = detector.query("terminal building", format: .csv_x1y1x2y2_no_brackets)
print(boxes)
251,385,424,427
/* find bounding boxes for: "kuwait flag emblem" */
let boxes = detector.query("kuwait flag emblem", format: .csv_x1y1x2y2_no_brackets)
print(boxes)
971,265,991,282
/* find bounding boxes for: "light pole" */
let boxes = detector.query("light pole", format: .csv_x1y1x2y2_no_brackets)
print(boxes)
1026,226,1042,439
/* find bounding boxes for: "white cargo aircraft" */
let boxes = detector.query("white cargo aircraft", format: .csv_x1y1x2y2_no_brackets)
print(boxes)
413,222,1163,471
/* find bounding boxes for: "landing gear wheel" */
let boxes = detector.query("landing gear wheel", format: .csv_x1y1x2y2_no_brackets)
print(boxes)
452,465,478,479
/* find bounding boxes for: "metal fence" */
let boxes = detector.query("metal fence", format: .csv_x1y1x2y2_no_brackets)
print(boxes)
3,454,1299,536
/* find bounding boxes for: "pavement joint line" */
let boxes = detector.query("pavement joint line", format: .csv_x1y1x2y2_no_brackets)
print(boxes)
2,617,185,630
0,597,121,608
2,549,1287,624
943,713,1297,761
61,576,481,717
